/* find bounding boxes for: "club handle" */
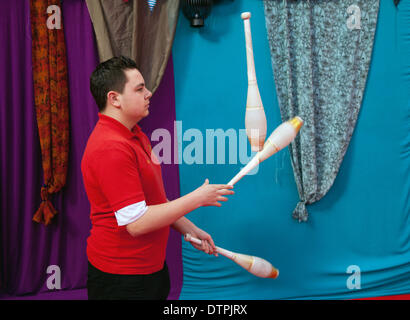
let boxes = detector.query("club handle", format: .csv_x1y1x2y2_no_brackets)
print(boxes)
184,234,234,259
241,12,257,84
227,155,260,186
184,233,202,245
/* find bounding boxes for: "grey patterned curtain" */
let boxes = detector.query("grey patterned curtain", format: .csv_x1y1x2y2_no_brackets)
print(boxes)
263,0,380,222
86,0,180,94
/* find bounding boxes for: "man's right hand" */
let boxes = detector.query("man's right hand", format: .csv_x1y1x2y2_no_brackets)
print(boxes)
194,179,234,207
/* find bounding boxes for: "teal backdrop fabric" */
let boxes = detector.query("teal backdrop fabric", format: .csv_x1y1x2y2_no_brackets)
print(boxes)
172,0,410,299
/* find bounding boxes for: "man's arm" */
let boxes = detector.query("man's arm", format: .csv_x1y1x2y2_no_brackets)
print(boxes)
126,179,233,237
171,216,194,235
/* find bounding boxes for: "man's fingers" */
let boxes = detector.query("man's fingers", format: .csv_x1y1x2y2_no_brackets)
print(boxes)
206,237,216,249
207,242,215,255
193,238,218,255
203,241,210,254
204,239,215,253
217,189,235,195
214,184,234,190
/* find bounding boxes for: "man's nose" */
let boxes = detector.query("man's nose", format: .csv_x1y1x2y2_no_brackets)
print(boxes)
145,89,152,99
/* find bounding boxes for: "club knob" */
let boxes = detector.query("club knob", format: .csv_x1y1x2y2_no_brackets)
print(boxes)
241,12,251,20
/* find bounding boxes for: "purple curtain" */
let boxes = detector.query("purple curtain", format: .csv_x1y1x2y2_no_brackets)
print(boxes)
0,0,182,299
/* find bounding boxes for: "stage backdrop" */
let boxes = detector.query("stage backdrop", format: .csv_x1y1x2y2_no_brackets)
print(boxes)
173,0,410,299
0,0,182,299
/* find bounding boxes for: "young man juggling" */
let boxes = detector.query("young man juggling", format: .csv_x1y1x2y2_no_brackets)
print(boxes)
81,56,234,300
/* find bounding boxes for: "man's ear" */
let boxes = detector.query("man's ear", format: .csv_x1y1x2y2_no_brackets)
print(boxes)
107,91,121,108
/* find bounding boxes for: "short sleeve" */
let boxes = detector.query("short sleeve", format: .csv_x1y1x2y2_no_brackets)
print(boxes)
93,144,146,212
114,201,148,226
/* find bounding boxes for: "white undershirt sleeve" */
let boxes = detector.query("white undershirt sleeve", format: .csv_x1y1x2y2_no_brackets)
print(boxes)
115,200,148,226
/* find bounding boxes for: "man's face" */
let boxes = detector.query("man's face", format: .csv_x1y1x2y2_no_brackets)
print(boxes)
118,68,152,123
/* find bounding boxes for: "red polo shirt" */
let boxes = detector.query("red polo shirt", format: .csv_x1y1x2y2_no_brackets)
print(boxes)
81,114,169,275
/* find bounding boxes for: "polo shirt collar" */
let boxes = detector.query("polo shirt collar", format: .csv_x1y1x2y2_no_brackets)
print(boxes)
98,113,141,139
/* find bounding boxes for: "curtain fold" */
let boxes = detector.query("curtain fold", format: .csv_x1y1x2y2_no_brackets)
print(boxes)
30,0,70,226
85,0,180,94
263,0,380,221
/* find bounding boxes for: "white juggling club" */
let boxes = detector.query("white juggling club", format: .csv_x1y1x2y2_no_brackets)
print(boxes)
228,116,304,186
241,12,267,152
184,234,279,279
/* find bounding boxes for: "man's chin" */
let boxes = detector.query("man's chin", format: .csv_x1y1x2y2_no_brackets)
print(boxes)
140,109,149,120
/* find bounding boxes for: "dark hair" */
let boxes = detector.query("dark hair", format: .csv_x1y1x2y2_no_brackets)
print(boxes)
90,56,138,112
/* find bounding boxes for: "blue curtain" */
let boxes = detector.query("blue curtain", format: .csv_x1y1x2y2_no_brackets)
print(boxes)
173,0,410,299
